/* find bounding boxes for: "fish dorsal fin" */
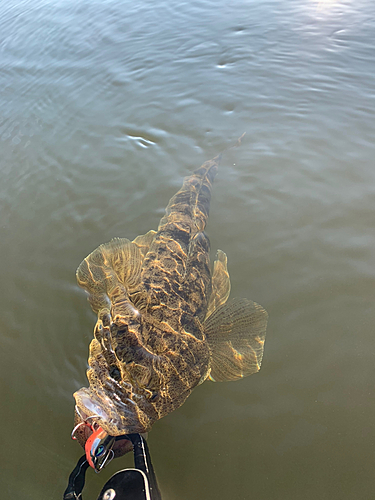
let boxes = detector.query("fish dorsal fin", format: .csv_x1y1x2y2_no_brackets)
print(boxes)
205,250,231,320
204,298,268,382
76,230,156,314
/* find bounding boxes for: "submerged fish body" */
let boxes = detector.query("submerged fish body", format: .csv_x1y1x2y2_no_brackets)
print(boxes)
74,152,268,443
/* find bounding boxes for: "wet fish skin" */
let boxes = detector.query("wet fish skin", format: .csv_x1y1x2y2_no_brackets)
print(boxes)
73,150,267,443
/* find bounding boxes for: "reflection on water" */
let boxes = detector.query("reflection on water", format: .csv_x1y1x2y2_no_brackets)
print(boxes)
1,0,375,498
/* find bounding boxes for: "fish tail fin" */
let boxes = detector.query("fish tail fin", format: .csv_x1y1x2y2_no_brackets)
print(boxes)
159,134,245,234
158,153,220,234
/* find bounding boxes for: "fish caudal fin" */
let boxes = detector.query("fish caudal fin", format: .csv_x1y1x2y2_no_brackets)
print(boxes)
204,298,268,382
158,154,220,235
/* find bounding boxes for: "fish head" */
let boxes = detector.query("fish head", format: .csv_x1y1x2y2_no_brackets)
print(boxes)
72,387,149,464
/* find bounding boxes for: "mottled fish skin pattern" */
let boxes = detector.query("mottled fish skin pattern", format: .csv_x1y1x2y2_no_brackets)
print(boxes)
73,151,267,440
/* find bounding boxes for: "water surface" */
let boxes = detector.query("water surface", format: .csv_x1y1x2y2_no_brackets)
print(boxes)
1,0,375,498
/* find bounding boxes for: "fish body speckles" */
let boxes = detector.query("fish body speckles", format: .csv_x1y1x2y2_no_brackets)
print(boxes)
73,148,268,446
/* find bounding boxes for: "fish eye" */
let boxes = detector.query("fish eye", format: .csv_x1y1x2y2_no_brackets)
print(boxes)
95,444,105,457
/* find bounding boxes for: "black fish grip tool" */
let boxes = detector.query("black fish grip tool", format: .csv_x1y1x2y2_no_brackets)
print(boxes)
63,434,162,500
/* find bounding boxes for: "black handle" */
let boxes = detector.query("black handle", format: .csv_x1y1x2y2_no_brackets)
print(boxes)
125,434,162,500
63,455,90,500
64,434,162,500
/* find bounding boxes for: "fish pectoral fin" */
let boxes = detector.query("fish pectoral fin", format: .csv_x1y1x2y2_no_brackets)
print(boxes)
204,298,268,382
76,231,157,314
132,230,157,259
205,249,231,320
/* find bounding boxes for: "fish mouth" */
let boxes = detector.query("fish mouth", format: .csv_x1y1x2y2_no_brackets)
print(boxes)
72,410,134,460
74,387,115,431
73,386,151,436
73,387,149,459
